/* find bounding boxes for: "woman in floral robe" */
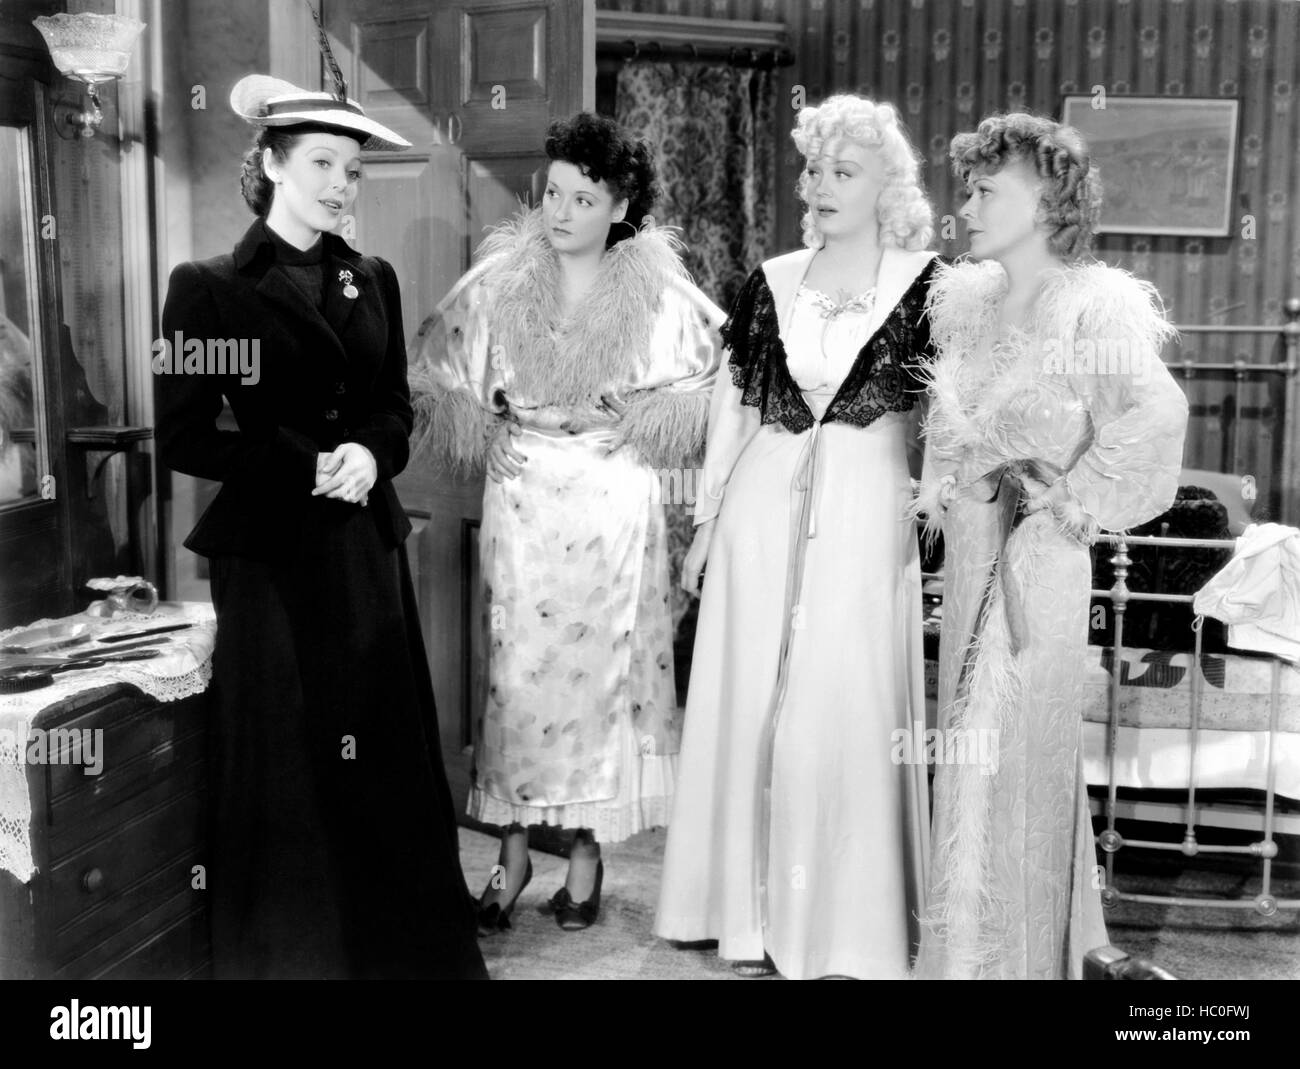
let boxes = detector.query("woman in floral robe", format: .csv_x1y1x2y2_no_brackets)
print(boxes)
413,113,720,933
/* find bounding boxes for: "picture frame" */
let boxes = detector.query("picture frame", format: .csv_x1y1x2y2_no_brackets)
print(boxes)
1060,95,1240,237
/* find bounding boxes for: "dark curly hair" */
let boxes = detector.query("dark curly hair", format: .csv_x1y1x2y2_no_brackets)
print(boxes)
239,123,360,217
544,113,659,247
950,112,1103,260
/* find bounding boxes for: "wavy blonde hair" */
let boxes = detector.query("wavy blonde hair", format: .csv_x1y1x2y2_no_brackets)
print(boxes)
792,95,934,250
950,112,1102,260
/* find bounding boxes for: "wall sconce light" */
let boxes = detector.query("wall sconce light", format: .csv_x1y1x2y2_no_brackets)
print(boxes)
32,12,146,140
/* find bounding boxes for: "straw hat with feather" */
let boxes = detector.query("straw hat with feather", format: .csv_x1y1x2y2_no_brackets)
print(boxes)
230,74,411,152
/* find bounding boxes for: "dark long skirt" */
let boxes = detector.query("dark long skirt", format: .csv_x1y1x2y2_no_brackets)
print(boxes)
206,497,487,979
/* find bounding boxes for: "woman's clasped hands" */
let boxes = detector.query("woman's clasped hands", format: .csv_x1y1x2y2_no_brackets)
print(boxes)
313,442,376,506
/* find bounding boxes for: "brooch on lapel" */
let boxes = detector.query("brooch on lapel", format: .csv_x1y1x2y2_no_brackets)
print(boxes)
338,269,358,300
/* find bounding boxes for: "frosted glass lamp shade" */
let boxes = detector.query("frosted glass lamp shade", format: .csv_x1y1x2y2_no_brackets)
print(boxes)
32,12,145,85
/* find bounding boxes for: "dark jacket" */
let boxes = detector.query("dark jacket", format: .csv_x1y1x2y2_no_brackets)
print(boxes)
156,219,413,559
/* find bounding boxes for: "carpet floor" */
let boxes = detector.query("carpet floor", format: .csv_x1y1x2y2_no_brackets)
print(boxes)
461,827,757,980
1101,853,1300,980
459,825,1300,981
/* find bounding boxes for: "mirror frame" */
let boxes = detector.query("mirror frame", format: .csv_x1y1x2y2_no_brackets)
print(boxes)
0,120,49,511
0,64,73,626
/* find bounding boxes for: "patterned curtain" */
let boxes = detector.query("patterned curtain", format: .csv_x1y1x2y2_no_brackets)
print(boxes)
615,62,777,697
615,62,776,312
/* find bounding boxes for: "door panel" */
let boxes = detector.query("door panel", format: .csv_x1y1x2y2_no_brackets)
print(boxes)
466,156,546,242
353,17,430,111
323,0,594,756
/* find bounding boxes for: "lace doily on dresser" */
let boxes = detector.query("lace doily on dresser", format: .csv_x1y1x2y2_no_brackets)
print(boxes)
0,602,216,883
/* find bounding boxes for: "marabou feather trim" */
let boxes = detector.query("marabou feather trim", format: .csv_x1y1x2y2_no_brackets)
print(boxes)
477,208,692,405
918,260,1007,453
1035,260,1177,373
925,259,1005,368
1055,478,1102,544
909,473,955,549
614,387,710,469
408,361,494,479
915,563,1025,980
921,257,1175,455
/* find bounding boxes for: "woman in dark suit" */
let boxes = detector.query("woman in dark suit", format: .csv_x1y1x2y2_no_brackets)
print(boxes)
156,72,487,980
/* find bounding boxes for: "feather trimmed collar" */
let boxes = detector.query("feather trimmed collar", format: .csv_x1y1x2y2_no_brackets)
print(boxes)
922,256,1176,449
475,207,690,405
926,256,1172,355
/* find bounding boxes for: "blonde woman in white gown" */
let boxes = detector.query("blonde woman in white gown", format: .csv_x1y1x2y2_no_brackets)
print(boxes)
655,96,939,979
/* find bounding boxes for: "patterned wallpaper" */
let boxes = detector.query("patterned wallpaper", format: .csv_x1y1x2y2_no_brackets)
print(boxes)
600,0,1300,505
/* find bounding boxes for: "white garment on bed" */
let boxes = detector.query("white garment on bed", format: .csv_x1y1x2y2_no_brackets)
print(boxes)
1194,523,1300,662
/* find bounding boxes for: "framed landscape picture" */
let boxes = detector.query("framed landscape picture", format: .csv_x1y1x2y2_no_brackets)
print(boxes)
1060,96,1240,237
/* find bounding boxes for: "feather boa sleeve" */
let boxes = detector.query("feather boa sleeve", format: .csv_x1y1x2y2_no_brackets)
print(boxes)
615,388,710,469
612,280,720,469
1050,263,1188,534
408,266,503,479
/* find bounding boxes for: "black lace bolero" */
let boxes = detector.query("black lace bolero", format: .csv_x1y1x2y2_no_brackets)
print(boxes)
721,256,944,434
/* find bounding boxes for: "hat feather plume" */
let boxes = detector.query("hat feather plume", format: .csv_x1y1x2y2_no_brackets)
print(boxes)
302,0,348,100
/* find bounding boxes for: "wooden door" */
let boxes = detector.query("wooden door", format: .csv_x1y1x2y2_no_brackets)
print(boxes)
319,0,595,759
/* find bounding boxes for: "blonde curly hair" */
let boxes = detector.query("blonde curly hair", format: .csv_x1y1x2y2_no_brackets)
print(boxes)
792,95,934,250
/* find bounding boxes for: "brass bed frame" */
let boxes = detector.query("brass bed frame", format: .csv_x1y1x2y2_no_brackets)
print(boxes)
1091,531,1299,916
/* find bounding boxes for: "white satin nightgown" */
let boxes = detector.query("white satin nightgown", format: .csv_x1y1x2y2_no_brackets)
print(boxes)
655,253,931,980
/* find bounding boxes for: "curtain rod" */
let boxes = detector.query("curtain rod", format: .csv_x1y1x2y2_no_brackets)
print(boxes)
595,10,788,51
598,39,794,68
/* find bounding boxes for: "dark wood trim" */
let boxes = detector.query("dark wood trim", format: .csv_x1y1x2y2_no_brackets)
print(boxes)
0,49,72,626
594,9,788,50
66,426,153,447
459,515,480,750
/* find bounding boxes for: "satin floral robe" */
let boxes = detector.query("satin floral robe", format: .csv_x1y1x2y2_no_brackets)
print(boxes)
411,209,721,840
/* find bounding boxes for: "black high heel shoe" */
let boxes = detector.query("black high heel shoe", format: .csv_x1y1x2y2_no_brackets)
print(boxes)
476,858,533,935
732,952,776,978
544,859,603,931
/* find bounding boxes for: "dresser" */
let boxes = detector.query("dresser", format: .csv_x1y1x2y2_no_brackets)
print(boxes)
0,682,210,979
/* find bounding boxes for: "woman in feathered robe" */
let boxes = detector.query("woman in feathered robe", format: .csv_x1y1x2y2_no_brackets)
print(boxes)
912,114,1189,979
411,114,721,933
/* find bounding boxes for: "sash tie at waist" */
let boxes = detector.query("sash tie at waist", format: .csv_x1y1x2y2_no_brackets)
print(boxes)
957,457,1067,679
756,420,825,925
792,420,823,539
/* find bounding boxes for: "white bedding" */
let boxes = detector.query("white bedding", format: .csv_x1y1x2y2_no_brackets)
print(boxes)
1082,722,1300,800
1079,645,1300,800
